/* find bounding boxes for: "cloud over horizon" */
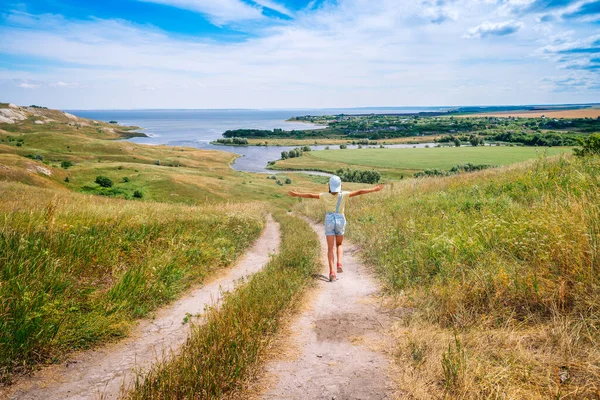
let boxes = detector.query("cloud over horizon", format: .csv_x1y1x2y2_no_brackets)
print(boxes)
0,0,599,109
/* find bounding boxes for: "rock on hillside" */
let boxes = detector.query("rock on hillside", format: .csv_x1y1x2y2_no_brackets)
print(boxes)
0,104,89,125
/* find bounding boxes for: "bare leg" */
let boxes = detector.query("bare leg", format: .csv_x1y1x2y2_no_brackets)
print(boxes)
326,235,335,276
336,235,344,272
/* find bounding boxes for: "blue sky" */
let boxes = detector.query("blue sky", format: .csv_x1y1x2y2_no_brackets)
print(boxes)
1,0,600,109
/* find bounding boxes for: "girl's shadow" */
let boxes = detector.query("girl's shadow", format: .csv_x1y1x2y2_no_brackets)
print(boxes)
312,273,331,282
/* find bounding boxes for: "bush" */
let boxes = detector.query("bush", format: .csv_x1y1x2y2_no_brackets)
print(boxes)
95,176,113,188
123,177,130,183
215,137,249,145
285,178,292,184
276,180,284,186
340,144,347,149
574,133,600,157
335,168,380,184
64,177,70,183
61,161,73,169
281,151,289,160
133,190,143,199
34,154,44,161
154,160,161,166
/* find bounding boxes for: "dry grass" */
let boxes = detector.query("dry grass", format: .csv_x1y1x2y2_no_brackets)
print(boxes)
124,213,320,399
0,181,265,382
457,108,600,119
296,155,600,398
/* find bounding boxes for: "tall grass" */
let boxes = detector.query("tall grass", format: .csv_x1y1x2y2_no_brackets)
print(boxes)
125,213,320,399
297,155,600,397
0,182,264,382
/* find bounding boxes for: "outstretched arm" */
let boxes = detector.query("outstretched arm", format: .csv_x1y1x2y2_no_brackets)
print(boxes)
288,190,320,199
349,184,384,198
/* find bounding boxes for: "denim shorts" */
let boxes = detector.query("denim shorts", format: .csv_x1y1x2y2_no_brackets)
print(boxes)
325,212,346,236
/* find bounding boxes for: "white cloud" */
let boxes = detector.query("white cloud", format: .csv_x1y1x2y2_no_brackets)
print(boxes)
463,21,524,39
1,1,599,108
250,0,294,17
18,82,40,89
137,0,263,24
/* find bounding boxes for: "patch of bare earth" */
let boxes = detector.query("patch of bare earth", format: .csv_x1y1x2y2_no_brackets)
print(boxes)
256,220,399,400
1,216,281,400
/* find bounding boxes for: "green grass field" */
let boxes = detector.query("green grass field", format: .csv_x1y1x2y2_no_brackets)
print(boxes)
271,146,573,179
312,146,571,170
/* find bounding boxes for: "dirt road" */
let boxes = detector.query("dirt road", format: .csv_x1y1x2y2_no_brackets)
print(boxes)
260,220,396,400
3,216,280,400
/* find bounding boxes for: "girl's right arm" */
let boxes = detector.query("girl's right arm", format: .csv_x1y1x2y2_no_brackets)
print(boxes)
288,191,320,199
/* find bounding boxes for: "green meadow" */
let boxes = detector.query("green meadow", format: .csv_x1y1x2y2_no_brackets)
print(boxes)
272,146,573,179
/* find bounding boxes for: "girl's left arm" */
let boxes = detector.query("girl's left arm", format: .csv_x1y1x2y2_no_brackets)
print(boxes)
288,190,320,199
349,184,384,198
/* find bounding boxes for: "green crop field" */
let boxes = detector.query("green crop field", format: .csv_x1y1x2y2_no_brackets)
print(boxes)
309,146,572,170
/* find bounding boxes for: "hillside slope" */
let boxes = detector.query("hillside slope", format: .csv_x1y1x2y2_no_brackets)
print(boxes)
298,155,600,398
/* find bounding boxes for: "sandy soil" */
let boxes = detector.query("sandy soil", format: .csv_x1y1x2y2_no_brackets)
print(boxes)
259,220,397,400
457,108,600,119
2,216,280,400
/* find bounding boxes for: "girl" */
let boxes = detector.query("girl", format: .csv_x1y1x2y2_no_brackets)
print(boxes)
289,175,384,282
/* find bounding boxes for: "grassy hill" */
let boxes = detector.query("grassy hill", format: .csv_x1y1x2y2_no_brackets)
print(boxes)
297,155,600,398
3,104,599,397
0,105,326,383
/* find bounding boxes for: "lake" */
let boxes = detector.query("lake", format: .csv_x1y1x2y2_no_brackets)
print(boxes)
68,109,440,173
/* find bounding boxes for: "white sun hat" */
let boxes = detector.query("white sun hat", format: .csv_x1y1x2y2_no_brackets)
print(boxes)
329,175,342,192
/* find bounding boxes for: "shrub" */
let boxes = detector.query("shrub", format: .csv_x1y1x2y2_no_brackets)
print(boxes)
340,144,347,149
133,190,143,199
34,154,44,161
281,151,289,160
95,176,113,188
123,177,130,183
215,138,249,145
574,133,600,157
64,177,70,183
276,180,284,186
154,160,161,166
61,161,73,169
335,168,380,184
285,178,292,184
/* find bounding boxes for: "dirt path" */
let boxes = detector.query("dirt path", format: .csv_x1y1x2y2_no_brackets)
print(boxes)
3,215,280,400
259,220,396,400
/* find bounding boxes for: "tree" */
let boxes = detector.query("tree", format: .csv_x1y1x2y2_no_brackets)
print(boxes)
281,151,289,160
133,190,143,198
574,133,600,157
61,161,73,169
95,176,113,188
454,138,461,147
